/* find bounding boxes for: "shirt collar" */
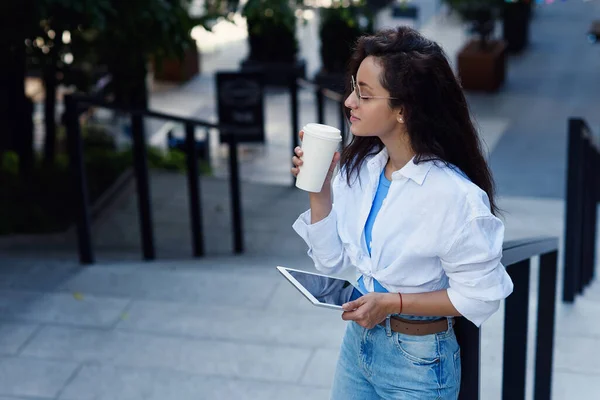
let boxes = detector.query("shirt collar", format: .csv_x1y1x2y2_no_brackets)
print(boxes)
367,148,433,186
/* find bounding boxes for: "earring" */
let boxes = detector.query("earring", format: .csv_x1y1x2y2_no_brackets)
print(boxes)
398,117,404,123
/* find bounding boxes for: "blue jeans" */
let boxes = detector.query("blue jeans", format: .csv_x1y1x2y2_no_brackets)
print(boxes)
331,318,461,400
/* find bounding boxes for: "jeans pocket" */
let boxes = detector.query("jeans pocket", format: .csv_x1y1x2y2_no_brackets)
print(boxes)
394,333,440,365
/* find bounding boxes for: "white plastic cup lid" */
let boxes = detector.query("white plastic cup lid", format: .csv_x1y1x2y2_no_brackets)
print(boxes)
302,123,342,141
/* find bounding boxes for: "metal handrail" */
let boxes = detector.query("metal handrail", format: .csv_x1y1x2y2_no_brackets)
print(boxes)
502,236,559,266
457,235,559,400
65,93,246,264
296,78,345,102
71,93,257,134
563,117,599,302
579,118,600,152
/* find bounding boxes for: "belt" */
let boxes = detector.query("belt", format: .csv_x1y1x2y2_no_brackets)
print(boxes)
379,316,453,336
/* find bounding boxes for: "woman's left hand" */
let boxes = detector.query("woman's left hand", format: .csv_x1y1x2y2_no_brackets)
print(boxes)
341,293,395,329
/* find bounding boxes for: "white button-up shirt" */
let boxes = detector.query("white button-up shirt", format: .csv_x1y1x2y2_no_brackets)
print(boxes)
292,148,514,327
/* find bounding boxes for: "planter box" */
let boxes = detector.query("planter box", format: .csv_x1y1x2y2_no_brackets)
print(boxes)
240,58,306,87
457,39,507,92
590,20,600,42
154,48,200,83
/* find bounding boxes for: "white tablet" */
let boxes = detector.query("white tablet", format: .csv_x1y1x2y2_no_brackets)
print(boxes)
276,266,358,310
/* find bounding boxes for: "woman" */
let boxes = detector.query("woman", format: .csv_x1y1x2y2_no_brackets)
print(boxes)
291,27,513,399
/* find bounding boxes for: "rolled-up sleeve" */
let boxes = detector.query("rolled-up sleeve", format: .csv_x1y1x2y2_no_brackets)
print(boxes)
441,215,514,327
292,208,350,275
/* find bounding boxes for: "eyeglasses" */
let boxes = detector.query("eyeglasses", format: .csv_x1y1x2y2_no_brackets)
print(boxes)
351,75,398,106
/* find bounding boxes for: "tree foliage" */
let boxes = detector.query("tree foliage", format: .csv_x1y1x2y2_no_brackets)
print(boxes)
22,0,236,99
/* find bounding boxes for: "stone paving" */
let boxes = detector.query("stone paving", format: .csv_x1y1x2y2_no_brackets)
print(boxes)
2,1,600,399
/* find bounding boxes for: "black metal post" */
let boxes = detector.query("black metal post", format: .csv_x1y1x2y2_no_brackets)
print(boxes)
582,140,597,289
563,118,584,302
290,76,300,187
591,147,600,285
19,97,35,177
578,138,589,294
64,94,94,264
130,113,155,260
534,250,558,400
316,88,325,124
502,259,531,400
43,66,57,166
185,122,204,257
290,76,300,150
200,128,211,161
339,102,347,147
228,133,244,253
455,318,480,400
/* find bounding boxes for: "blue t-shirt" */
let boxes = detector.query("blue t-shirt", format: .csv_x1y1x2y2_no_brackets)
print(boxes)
364,169,391,256
347,167,444,322
354,169,391,296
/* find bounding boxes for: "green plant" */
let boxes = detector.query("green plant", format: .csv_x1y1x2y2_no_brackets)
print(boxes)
242,0,298,63
443,0,502,49
28,0,238,107
1,152,20,176
146,147,212,175
0,152,118,235
24,0,114,166
319,1,373,75
82,124,117,150
0,129,211,235
147,147,184,171
2,0,236,178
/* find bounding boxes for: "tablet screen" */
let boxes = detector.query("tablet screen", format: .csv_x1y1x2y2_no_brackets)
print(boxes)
286,269,356,307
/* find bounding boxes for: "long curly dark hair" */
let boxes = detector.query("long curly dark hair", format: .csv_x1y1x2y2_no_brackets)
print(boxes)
341,26,498,215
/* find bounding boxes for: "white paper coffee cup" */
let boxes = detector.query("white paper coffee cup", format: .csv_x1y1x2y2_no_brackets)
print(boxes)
295,123,342,192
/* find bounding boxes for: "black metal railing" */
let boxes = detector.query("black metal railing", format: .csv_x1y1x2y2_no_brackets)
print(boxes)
563,118,599,302
65,93,246,264
67,75,347,262
456,236,559,400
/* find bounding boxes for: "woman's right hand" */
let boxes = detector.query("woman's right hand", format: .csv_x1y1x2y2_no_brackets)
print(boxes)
291,130,341,188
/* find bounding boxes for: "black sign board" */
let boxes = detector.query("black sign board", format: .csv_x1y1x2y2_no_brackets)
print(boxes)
216,72,265,143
